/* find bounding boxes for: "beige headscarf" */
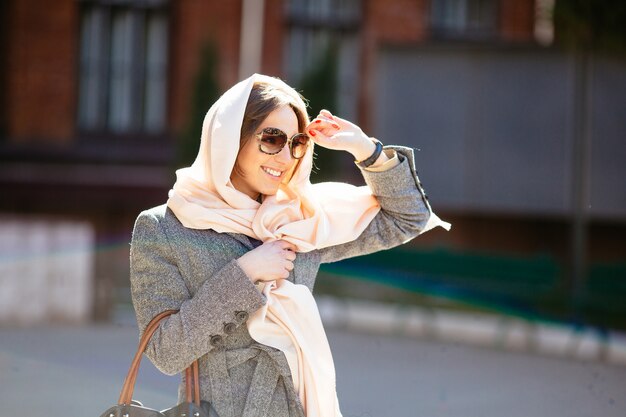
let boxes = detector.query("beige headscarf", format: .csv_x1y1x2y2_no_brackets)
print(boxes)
167,73,381,252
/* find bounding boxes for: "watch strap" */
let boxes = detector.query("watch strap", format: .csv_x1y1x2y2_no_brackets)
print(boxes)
356,139,383,168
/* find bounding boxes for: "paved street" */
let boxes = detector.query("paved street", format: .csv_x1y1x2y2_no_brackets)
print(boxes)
1,320,625,417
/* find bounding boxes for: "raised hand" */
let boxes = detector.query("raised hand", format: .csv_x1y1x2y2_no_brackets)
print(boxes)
305,109,383,163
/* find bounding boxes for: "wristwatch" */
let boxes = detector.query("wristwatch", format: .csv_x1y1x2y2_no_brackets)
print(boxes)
356,138,383,168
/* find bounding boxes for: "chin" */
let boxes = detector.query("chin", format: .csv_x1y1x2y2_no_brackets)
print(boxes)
261,188,279,197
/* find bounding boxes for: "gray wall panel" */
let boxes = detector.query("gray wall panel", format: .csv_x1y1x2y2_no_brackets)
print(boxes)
590,58,626,219
377,52,473,210
375,47,625,220
475,53,575,214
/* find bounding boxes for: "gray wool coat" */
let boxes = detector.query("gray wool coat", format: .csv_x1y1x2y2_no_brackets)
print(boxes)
130,146,434,417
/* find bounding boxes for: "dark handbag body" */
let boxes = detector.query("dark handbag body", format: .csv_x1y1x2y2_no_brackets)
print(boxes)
99,310,218,417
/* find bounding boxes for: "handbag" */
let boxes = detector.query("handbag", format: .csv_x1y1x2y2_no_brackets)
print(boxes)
99,309,218,417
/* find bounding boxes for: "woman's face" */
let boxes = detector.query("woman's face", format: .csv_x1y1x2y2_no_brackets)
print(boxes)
231,105,300,200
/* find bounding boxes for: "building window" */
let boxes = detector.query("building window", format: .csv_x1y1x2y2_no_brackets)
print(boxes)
284,0,361,118
77,1,169,134
430,0,498,39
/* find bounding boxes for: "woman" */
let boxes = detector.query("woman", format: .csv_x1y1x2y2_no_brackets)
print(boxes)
130,73,449,417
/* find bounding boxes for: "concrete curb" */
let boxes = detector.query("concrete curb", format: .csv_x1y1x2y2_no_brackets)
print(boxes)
316,296,626,366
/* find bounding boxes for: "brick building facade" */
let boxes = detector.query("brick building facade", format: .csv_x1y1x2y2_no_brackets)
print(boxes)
1,0,537,144
5,0,622,323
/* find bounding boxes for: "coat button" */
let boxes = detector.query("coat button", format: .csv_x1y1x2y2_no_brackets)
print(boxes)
223,322,237,334
235,311,249,322
210,335,223,347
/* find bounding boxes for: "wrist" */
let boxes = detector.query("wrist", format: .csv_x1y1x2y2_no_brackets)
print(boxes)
236,255,257,283
350,136,377,162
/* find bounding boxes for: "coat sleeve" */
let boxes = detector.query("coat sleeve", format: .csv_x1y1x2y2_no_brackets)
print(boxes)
130,209,266,375
317,145,442,264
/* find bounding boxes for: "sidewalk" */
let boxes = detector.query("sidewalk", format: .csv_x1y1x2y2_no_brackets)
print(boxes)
113,296,626,366
314,296,626,366
3,312,626,417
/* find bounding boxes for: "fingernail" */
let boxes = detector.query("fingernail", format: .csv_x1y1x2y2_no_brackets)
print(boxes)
315,120,321,123
309,130,316,136
332,124,340,129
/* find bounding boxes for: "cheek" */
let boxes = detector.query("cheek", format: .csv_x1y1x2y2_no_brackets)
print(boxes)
235,145,268,178
236,143,256,169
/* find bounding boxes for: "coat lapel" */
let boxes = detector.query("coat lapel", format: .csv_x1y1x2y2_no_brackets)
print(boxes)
225,232,254,250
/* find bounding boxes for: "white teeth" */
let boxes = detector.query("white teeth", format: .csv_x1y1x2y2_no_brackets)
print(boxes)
263,167,282,177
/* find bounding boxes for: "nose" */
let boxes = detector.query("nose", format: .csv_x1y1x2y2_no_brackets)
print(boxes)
274,142,294,165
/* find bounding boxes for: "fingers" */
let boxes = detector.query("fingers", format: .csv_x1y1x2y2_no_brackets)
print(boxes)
319,109,350,127
253,240,297,281
310,118,340,132
306,109,341,138
306,110,362,145
319,109,343,124
319,109,333,119
277,240,297,252
316,109,336,124
306,121,340,145
307,125,337,140
278,240,296,261
308,112,339,128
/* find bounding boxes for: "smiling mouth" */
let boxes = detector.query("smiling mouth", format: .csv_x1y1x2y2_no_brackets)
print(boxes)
262,166,283,179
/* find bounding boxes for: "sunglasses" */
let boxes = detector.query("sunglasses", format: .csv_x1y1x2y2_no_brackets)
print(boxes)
255,127,310,159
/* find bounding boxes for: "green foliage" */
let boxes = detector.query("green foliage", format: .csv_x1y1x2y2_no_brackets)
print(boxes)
296,45,340,182
177,41,221,168
554,0,626,54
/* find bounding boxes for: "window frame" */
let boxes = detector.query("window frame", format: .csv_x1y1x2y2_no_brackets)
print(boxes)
429,0,500,41
75,0,171,141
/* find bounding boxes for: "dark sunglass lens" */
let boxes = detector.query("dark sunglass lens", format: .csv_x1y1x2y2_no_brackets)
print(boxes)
291,134,309,158
260,129,287,154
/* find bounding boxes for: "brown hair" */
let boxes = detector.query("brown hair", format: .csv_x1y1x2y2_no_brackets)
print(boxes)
240,81,309,147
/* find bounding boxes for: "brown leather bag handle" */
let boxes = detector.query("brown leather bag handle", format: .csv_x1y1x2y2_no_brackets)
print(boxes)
119,310,173,404
118,310,201,407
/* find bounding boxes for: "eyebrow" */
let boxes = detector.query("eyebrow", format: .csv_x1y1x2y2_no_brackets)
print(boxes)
260,126,301,136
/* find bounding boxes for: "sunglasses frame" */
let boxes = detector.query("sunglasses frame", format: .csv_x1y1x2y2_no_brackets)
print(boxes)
255,127,310,159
